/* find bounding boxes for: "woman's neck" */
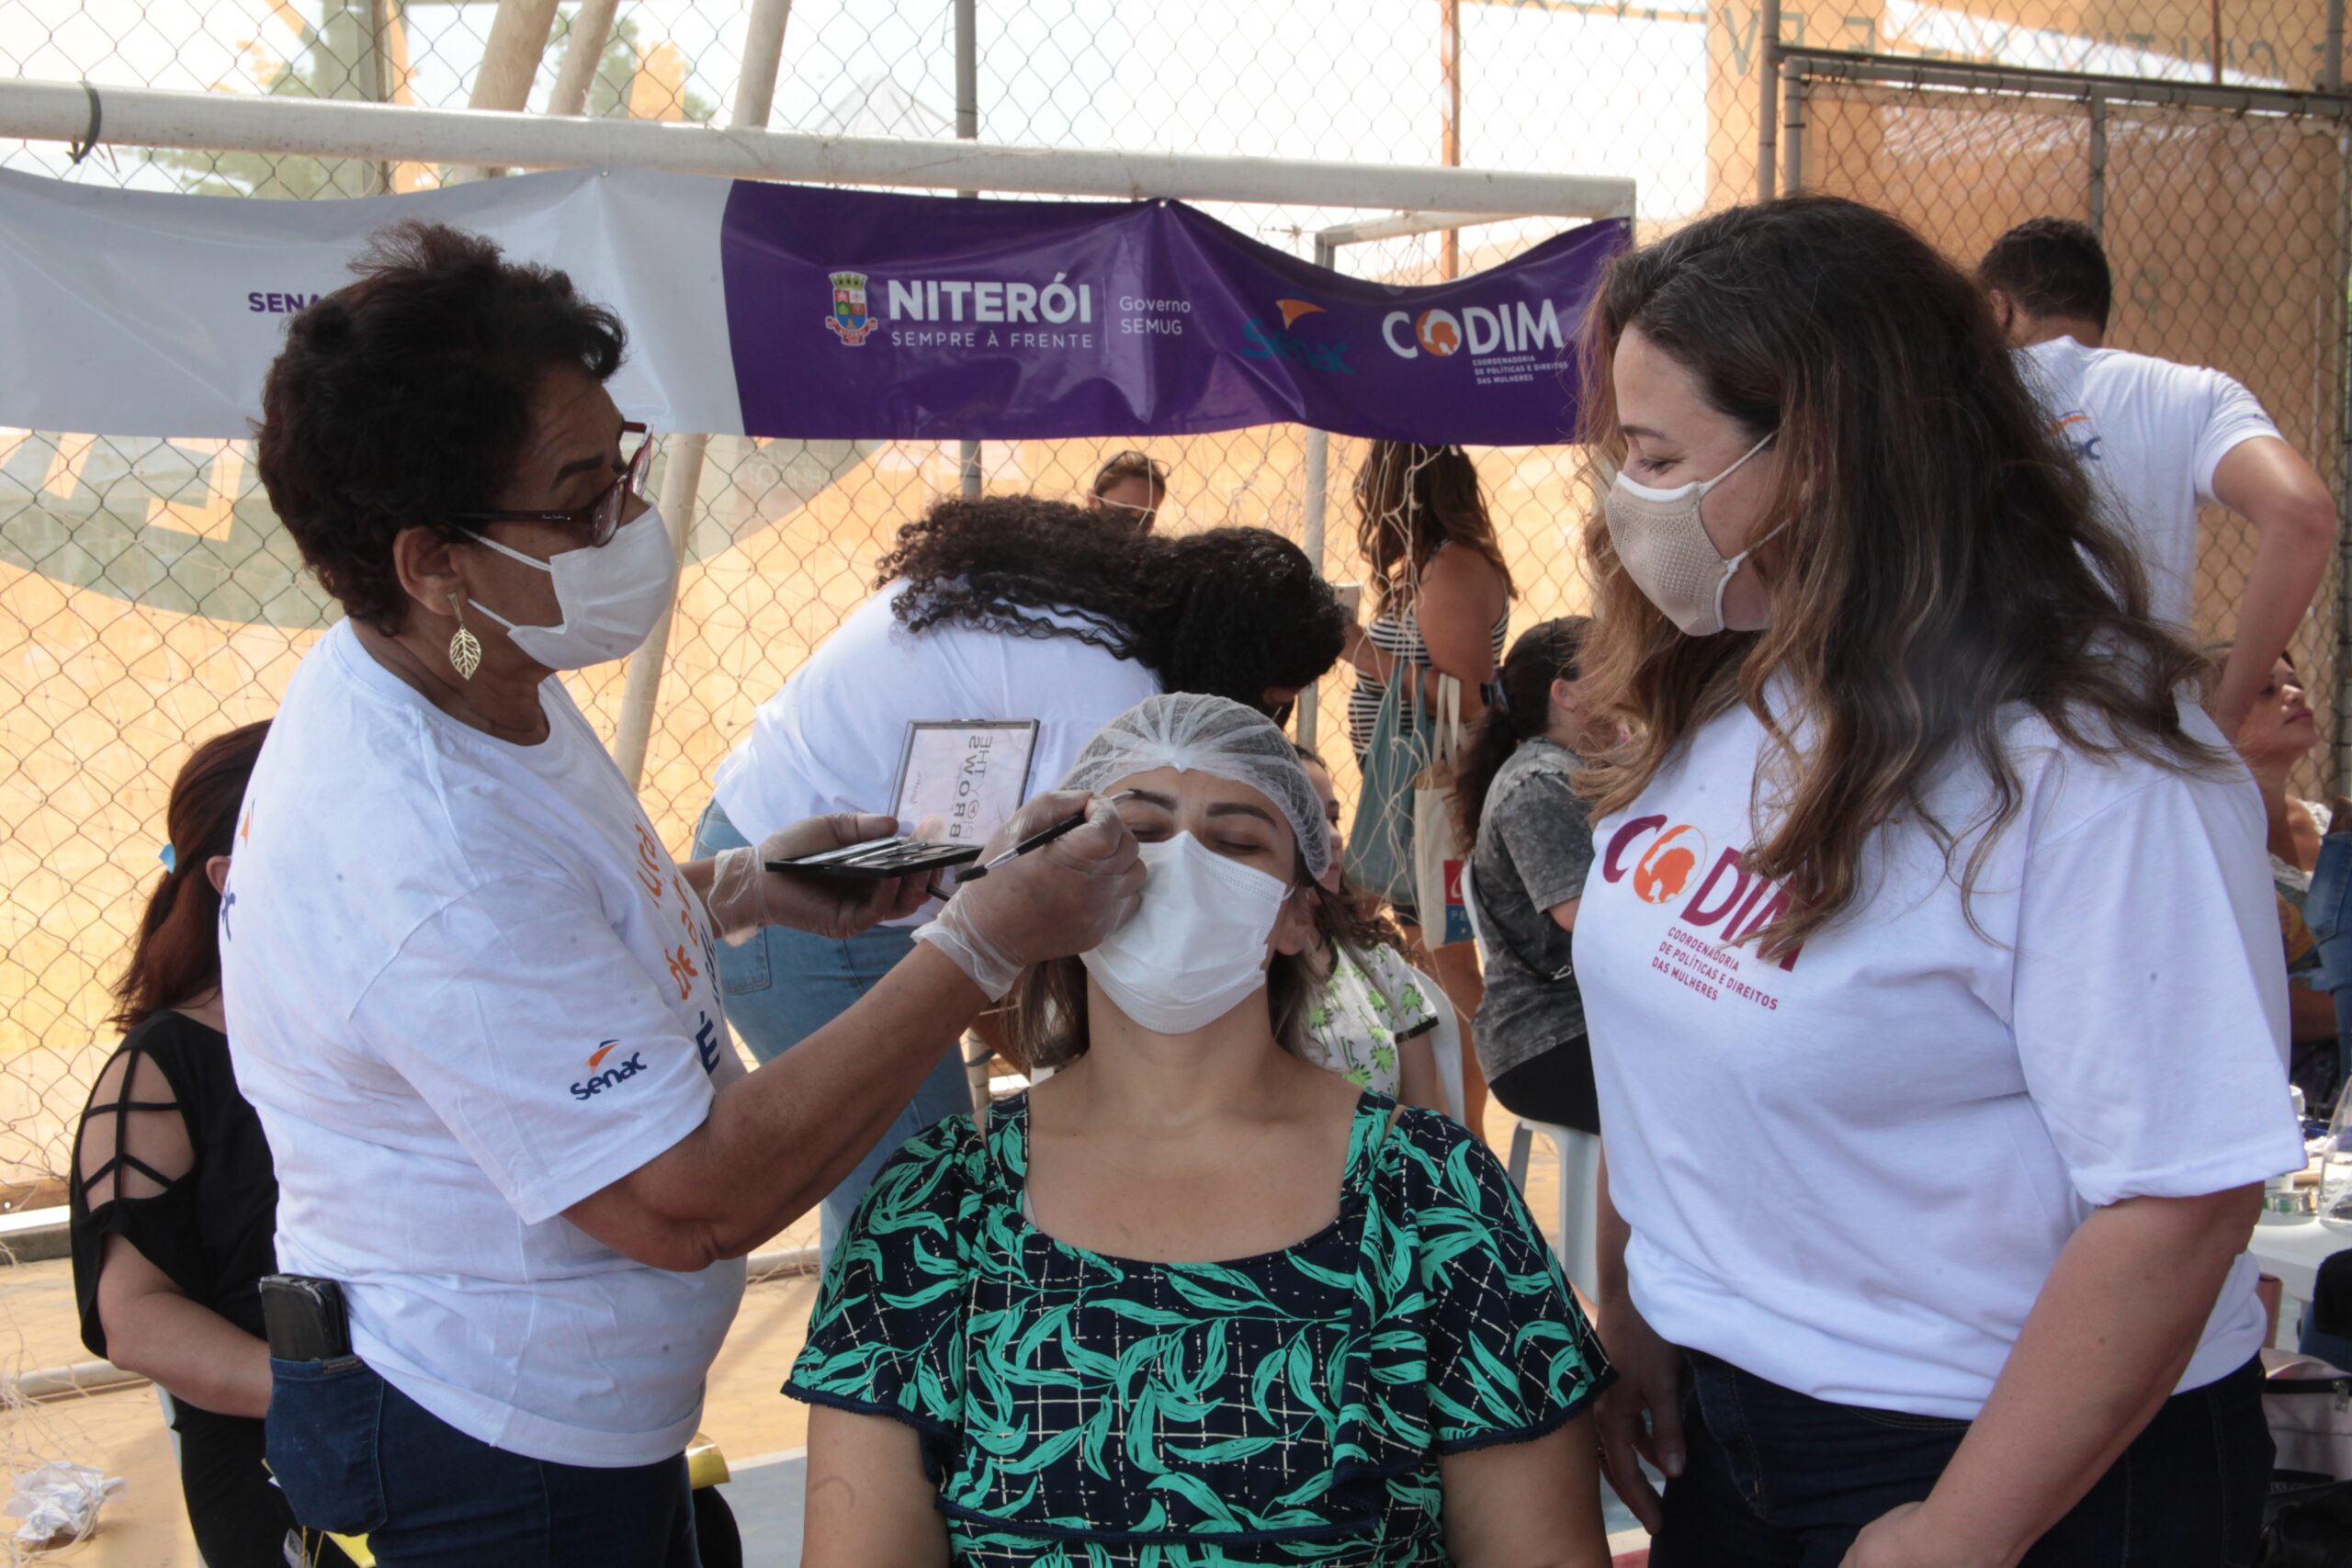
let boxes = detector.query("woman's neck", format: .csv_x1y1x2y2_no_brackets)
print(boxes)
170,989,227,1033
354,622,551,744
2250,756,2309,866
1057,989,1304,1134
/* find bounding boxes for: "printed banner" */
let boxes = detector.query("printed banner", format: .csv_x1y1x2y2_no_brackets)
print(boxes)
0,165,1624,446
720,183,1628,445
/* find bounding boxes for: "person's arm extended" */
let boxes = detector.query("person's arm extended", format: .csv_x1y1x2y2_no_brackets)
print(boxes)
1841,1184,2262,1568
1396,1031,1443,1111
2291,983,2338,1042
94,1235,271,1418
1440,1418,1612,1568
566,795,1142,1271
1547,897,1580,934
2208,436,2338,737
1591,1148,1683,1532
802,1405,951,1568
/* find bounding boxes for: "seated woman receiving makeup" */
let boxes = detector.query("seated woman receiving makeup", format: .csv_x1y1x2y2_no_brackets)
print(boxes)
786,694,1614,1568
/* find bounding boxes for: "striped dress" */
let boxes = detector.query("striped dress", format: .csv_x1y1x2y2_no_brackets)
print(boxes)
1347,595,1510,759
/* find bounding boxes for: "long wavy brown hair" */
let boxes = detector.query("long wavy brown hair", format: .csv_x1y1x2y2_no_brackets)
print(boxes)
1351,442,1516,615
1575,196,2219,956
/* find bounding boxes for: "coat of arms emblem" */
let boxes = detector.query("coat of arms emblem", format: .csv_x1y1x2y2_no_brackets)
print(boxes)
825,271,879,346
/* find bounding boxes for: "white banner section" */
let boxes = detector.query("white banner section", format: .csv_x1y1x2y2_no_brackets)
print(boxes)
0,166,741,439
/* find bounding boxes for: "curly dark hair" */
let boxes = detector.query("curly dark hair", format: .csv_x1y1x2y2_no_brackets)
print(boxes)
875,495,1347,712
1977,217,2111,331
255,220,628,634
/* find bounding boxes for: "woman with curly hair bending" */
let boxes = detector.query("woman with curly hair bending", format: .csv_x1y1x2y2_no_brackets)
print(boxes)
704,497,1347,1253
1576,195,2297,1566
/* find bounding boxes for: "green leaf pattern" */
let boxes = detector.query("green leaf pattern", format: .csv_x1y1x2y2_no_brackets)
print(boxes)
1298,946,1442,1100
786,1093,1611,1565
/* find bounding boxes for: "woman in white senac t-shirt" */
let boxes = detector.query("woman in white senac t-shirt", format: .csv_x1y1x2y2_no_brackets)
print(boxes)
225,221,1145,1567
1574,197,2300,1567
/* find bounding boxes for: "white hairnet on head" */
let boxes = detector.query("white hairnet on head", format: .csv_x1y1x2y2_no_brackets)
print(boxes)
1061,693,1330,883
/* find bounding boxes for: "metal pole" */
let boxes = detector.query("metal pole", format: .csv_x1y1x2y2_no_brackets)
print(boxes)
1780,57,1804,194
368,0,396,193
447,0,560,182
0,81,1641,213
2086,92,2107,241
547,0,623,118
2208,0,2225,85
1758,0,1782,201
611,0,795,790
1297,236,1337,750
2327,0,2344,90
956,0,982,500
1441,0,1462,277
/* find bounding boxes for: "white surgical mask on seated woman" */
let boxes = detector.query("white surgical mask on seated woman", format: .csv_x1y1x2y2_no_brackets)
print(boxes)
1080,829,1289,1033
466,505,679,669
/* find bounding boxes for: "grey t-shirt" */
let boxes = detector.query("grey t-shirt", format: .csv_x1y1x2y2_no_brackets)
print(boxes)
1470,738,1593,1082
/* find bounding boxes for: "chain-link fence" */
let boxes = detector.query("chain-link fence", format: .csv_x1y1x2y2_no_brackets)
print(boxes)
1783,56,2352,796
0,0,2344,1200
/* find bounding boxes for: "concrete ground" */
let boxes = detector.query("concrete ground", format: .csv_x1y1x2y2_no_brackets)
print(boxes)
2,1100,1621,1566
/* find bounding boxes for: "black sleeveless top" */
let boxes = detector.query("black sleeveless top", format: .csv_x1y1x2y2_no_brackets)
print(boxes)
68,1011,279,1361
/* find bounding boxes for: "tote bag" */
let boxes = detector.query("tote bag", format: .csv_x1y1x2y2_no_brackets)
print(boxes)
1347,664,1434,912
1411,675,1475,947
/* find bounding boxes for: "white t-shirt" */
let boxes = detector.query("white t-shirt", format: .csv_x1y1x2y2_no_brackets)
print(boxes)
221,621,747,1467
1575,692,2301,1419
710,581,1160,920
2015,335,2281,627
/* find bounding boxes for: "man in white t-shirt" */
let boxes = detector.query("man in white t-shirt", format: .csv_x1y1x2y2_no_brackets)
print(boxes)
1979,218,2337,737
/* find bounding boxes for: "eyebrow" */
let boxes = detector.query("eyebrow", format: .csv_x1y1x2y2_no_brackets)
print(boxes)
550,419,629,487
1119,791,1278,829
1618,423,1671,443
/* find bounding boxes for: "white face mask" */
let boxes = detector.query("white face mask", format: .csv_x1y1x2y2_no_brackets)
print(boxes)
1602,433,1781,637
466,506,679,670
1080,832,1290,1034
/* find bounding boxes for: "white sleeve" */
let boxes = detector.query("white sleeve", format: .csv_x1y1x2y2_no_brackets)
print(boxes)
352,874,718,1225
2010,769,2302,1208
2190,367,2284,504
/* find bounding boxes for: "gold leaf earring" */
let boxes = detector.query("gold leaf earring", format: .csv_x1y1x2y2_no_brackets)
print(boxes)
447,592,482,681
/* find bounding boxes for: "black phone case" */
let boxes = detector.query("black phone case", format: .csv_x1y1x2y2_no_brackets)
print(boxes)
766,840,981,879
260,1274,352,1362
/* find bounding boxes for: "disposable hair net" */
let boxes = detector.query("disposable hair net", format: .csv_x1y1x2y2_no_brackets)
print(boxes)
1060,693,1330,883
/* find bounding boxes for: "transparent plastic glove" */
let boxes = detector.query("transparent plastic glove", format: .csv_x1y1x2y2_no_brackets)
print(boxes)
915,790,1145,999
706,812,928,943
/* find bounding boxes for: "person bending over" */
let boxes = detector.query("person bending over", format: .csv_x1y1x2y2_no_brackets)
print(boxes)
789,694,1613,1568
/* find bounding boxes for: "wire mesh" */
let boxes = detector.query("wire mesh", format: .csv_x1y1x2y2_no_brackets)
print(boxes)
0,0,2340,1206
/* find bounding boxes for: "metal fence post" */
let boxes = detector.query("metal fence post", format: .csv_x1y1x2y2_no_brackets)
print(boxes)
1758,0,1782,200
447,0,560,182
956,0,983,500
610,0,796,790
1297,235,1339,752
1781,57,1804,194
2087,91,2108,241
547,0,623,118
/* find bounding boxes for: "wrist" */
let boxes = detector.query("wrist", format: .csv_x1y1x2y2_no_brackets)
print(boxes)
1910,1490,2024,1568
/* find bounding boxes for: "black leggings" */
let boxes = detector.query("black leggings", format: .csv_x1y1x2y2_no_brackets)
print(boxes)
1487,1039,1600,1135
169,1397,355,1568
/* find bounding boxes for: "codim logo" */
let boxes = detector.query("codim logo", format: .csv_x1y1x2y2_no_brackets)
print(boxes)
571,1041,648,1101
1602,815,1805,971
1383,299,1568,361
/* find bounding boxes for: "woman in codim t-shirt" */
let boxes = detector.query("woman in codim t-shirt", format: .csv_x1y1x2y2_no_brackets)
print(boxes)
1574,197,2298,1566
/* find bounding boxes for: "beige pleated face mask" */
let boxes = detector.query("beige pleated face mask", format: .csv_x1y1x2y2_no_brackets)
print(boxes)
1602,433,1780,637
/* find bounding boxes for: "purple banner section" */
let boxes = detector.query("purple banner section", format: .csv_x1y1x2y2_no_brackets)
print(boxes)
719,182,1628,446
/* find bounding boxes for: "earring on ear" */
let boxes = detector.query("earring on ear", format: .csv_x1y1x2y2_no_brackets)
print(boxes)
447,592,482,681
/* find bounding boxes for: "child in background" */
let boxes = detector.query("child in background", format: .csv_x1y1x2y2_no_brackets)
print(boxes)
1294,746,1444,1109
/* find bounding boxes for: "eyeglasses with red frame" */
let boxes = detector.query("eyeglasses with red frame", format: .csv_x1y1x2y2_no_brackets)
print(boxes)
454,423,655,548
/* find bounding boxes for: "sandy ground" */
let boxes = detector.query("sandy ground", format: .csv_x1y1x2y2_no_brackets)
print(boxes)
2,1100,1569,1566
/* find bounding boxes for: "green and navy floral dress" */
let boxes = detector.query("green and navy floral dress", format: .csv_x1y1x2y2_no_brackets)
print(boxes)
785,1090,1611,1565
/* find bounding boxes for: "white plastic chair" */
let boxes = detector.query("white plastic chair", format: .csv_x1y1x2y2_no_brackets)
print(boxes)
1464,863,1604,1296
1408,963,1465,1123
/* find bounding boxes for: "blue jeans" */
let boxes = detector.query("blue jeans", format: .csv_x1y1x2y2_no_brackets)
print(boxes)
2305,831,2352,1096
1652,1351,2271,1567
693,802,971,1258
266,1357,696,1566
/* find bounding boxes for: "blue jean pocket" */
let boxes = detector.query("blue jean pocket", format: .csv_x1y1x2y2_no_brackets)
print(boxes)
266,1357,387,1536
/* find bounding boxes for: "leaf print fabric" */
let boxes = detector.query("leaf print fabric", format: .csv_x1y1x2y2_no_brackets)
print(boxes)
785,1091,1611,1566
1298,945,1441,1100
